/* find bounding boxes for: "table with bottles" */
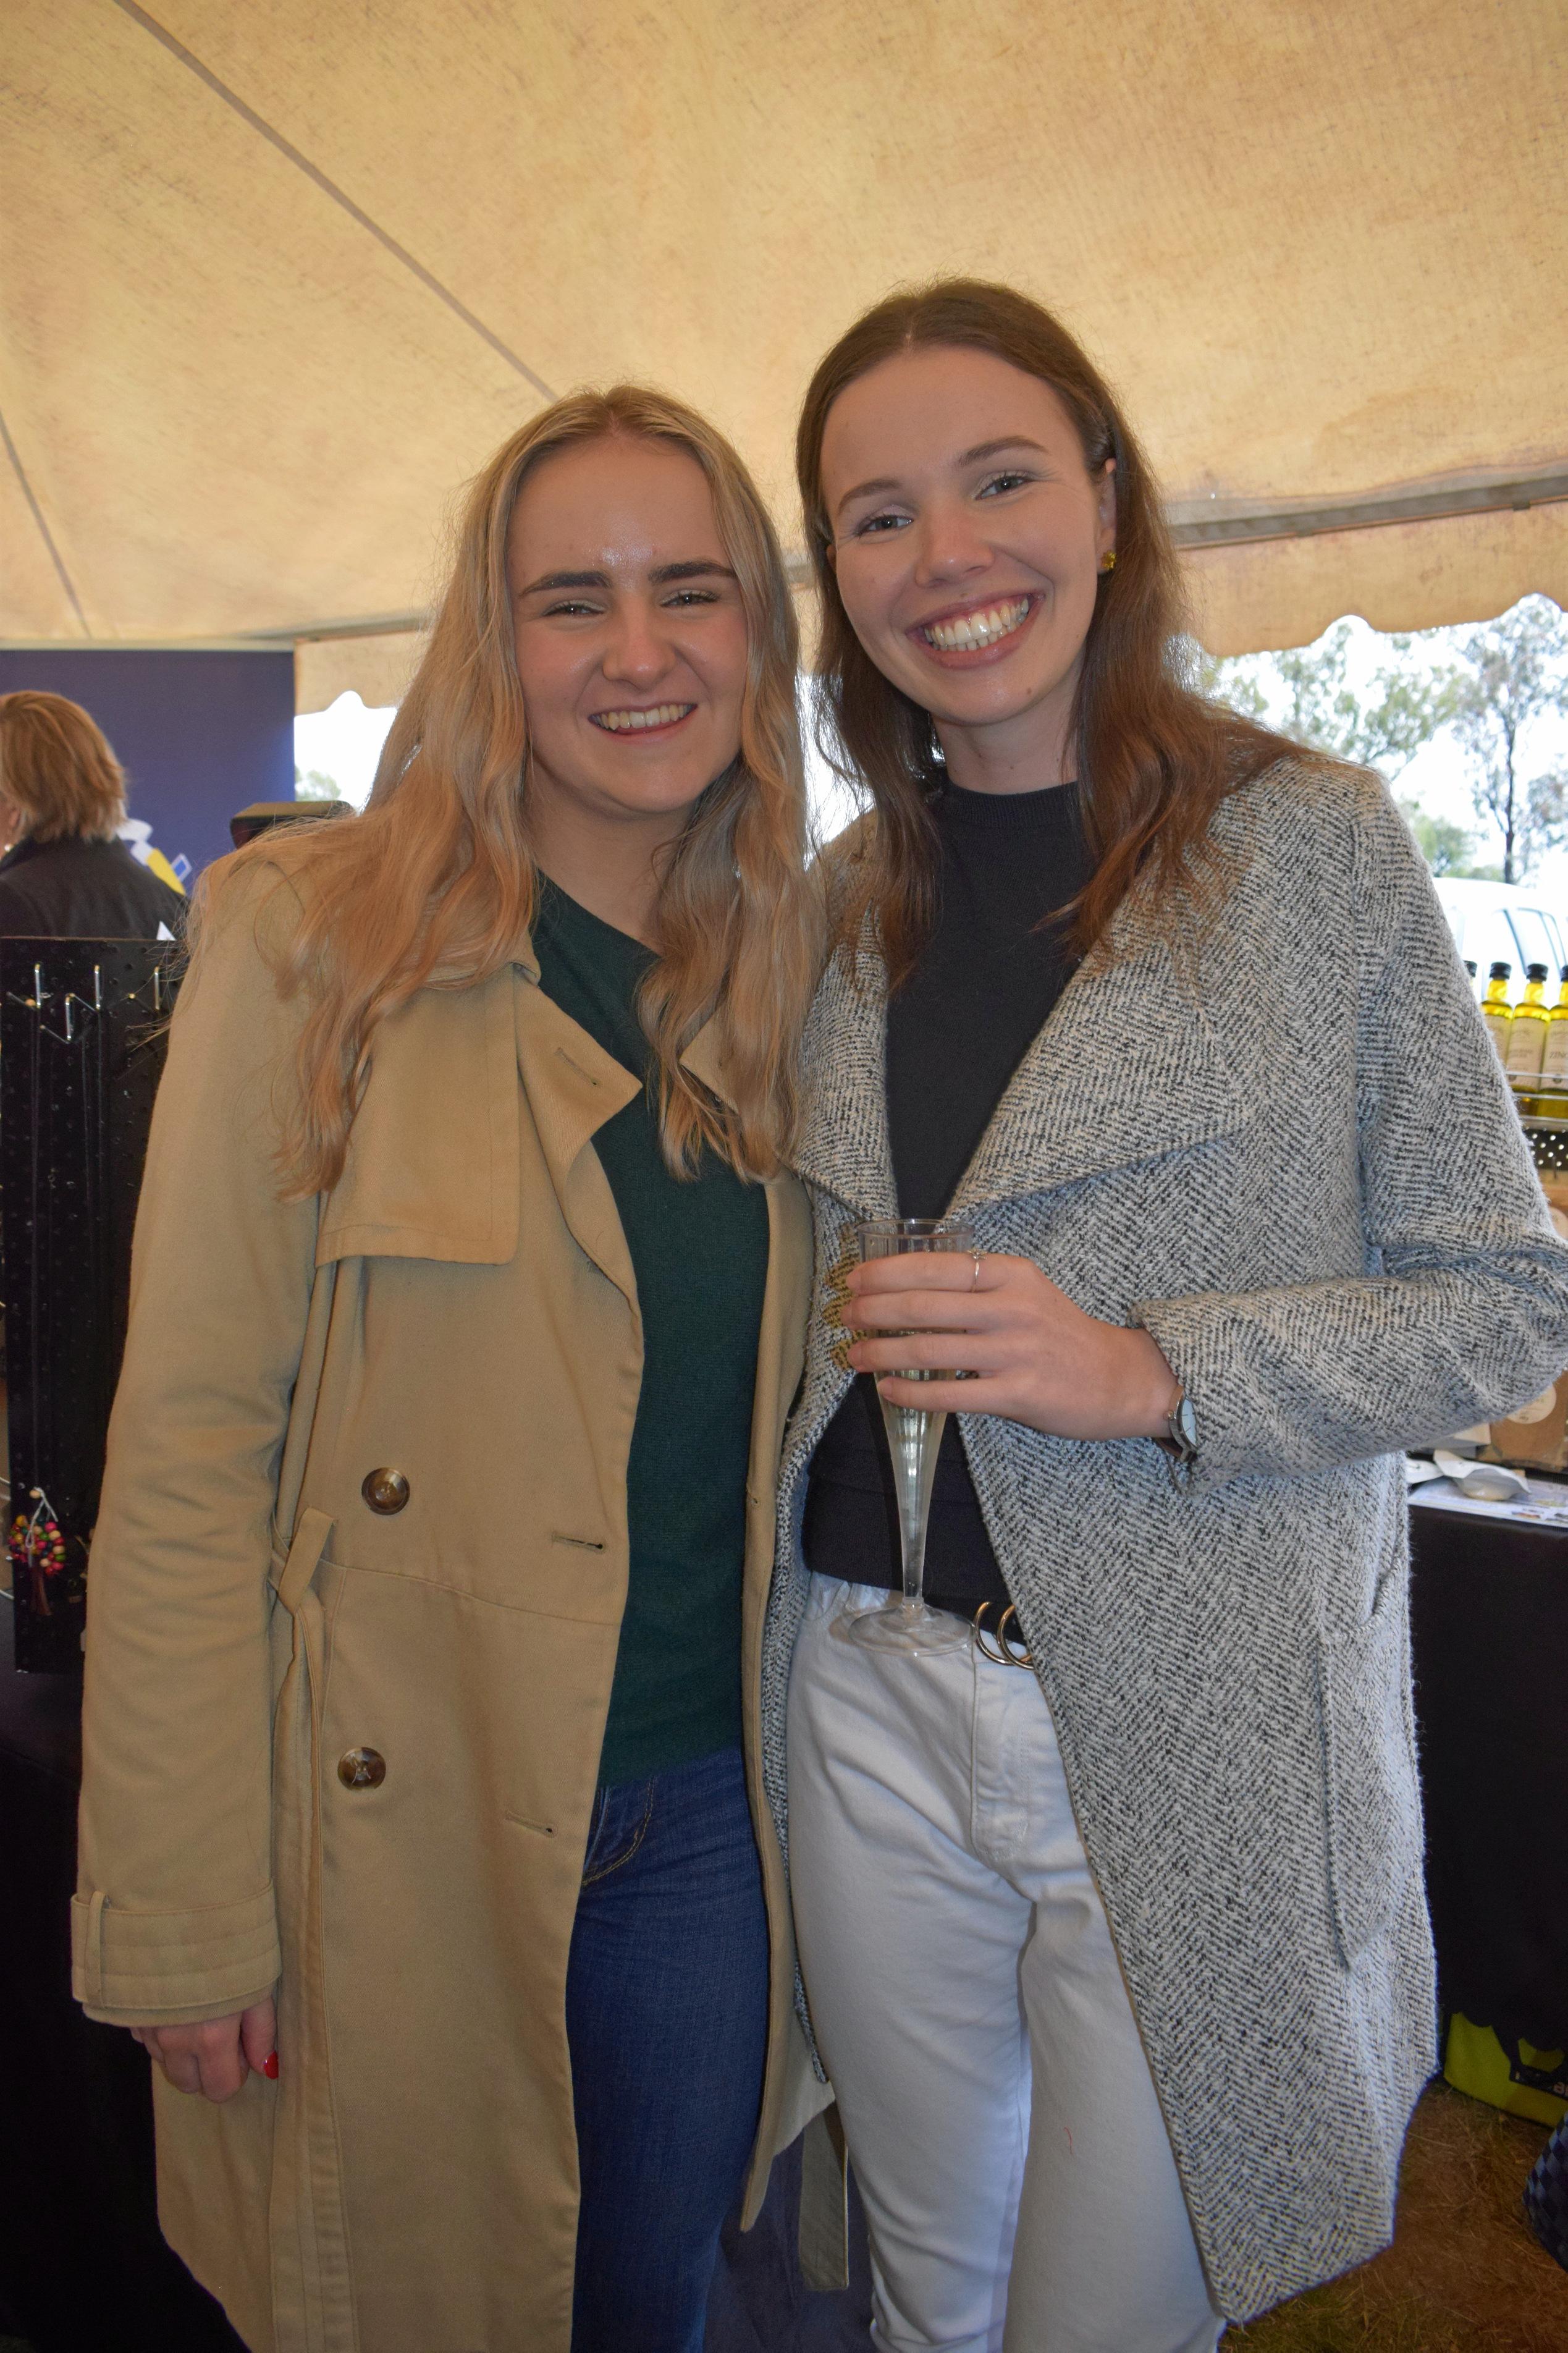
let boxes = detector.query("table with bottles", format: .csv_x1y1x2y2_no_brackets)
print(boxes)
1478,953,1568,1114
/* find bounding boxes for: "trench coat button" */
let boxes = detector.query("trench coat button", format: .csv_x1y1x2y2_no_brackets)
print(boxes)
338,1747,386,1790
361,1467,410,1515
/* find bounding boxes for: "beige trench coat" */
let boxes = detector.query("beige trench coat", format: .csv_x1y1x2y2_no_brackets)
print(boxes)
71,863,823,2353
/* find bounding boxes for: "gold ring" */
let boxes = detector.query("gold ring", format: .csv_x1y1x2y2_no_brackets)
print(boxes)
997,1604,1033,1667
971,1253,982,1292
972,1599,1034,1668
972,1600,1007,1664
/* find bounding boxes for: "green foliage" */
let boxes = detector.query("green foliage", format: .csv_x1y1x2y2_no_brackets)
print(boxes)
1450,596,1568,884
294,764,341,802
1202,621,1462,779
1199,595,1568,884
1395,800,1498,879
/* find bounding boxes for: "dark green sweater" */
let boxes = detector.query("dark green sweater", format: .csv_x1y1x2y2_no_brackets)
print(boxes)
531,881,770,1788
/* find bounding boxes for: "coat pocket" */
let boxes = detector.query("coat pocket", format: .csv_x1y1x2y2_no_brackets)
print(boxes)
1317,1576,1423,1967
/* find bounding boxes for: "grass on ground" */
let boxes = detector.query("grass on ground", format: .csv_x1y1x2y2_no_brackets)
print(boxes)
1229,2080,1567,2352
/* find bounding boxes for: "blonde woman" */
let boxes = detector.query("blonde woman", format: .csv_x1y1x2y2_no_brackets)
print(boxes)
72,389,822,2353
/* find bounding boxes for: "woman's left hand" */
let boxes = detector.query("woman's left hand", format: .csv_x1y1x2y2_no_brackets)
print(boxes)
840,1251,1179,1443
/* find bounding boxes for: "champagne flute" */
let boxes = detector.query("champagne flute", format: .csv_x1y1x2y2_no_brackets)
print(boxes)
833,1217,976,1657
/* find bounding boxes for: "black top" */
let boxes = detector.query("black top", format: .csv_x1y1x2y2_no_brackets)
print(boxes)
803,779,1091,1607
531,881,770,1788
0,835,185,942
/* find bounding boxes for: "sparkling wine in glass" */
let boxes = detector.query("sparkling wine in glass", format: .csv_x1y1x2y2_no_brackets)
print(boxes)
833,1217,976,1657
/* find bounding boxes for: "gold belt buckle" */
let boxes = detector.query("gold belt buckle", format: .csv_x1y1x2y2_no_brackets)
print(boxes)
972,1599,1032,1668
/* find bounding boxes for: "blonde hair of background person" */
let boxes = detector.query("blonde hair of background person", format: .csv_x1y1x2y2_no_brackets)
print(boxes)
0,690,127,848
72,385,826,2353
188,384,819,1194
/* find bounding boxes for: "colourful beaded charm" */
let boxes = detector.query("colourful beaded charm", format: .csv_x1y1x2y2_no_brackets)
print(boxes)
9,1500,69,1616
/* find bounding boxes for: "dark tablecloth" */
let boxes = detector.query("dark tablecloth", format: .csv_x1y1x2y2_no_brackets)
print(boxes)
0,1605,243,2351
1408,1500,1568,2053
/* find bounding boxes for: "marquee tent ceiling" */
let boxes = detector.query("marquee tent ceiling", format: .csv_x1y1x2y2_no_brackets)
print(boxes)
2,0,1565,708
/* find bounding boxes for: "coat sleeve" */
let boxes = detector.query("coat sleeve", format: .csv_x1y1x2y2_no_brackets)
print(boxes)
72,860,318,2024
1133,779,1568,1492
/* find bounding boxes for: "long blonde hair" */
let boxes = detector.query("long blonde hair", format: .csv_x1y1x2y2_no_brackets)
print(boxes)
197,387,822,1194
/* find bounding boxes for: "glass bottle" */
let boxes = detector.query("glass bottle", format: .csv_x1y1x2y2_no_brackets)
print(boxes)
1542,967,1568,1086
1482,961,1514,1062
1507,963,1551,1080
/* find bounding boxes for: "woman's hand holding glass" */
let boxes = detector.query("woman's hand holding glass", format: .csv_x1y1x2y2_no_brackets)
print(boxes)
841,1251,1179,1442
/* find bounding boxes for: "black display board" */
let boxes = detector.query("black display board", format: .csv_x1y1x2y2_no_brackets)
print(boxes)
2,938,177,1673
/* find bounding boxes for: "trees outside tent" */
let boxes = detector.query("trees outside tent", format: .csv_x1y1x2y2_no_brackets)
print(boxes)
1200,596,1568,884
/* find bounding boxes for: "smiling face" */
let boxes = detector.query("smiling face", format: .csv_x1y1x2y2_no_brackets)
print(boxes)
507,434,751,847
819,345,1116,788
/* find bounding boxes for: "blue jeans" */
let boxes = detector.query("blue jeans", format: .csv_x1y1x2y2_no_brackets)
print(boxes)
566,1744,770,2353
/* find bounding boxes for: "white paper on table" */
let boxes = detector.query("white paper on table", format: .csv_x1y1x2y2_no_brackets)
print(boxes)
1407,1473,1568,1528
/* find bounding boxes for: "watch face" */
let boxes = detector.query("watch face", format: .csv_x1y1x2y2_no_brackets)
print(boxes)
1174,1396,1199,1450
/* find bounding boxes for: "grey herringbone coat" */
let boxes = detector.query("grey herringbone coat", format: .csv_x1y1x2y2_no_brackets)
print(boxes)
763,757,1568,2321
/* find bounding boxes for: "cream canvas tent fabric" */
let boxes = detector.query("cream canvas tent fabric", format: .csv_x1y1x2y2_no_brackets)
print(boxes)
2,0,1564,707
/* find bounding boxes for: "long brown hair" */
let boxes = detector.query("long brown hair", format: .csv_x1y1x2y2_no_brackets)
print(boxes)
0,691,127,842
196,387,822,1196
796,279,1292,977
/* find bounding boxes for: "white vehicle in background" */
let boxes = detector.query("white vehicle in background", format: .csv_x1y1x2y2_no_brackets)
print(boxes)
1433,879,1568,997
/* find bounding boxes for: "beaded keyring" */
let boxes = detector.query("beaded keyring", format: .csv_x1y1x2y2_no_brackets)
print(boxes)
7,1487,69,1618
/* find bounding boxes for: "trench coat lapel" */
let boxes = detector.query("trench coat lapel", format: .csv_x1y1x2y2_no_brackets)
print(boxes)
510,965,643,1301
316,961,525,1266
316,934,775,1306
316,945,646,1296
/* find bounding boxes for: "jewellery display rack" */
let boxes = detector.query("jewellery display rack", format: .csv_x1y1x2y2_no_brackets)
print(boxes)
2,939,179,1672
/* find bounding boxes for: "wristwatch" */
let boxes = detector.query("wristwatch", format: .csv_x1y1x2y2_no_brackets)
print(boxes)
1155,1387,1199,1485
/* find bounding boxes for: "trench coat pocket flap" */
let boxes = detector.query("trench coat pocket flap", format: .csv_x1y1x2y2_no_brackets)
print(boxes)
272,1508,335,1614
71,1884,282,2019
1317,1587,1422,1967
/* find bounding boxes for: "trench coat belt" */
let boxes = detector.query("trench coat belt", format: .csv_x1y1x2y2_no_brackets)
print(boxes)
273,1508,335,1614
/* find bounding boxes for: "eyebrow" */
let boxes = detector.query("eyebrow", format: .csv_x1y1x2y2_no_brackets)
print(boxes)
833,437,1050,522
516,558,737,597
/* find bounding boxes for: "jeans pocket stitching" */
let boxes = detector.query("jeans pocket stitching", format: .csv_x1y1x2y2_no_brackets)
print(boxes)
581,1780,656,1886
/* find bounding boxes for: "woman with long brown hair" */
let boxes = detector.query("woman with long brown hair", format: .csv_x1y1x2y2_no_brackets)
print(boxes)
764,281,1568,2347
73,387,823,2353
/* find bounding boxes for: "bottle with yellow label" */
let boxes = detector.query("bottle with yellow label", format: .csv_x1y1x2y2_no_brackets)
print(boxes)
1507,963,1551,1080
1482,961,1514,1062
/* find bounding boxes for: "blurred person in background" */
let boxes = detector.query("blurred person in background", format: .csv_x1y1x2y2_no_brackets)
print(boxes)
0,691,185,939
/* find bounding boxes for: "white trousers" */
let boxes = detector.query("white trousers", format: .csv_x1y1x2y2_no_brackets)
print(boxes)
787,1578,1226,2353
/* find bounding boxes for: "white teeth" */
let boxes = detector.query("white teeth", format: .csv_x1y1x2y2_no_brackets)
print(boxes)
922,598,1030,653
592,703,693,732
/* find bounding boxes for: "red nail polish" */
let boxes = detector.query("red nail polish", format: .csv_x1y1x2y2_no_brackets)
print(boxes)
263,2051,279,2080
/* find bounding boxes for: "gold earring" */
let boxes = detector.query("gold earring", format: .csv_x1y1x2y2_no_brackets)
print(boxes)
1100,551,1117,574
